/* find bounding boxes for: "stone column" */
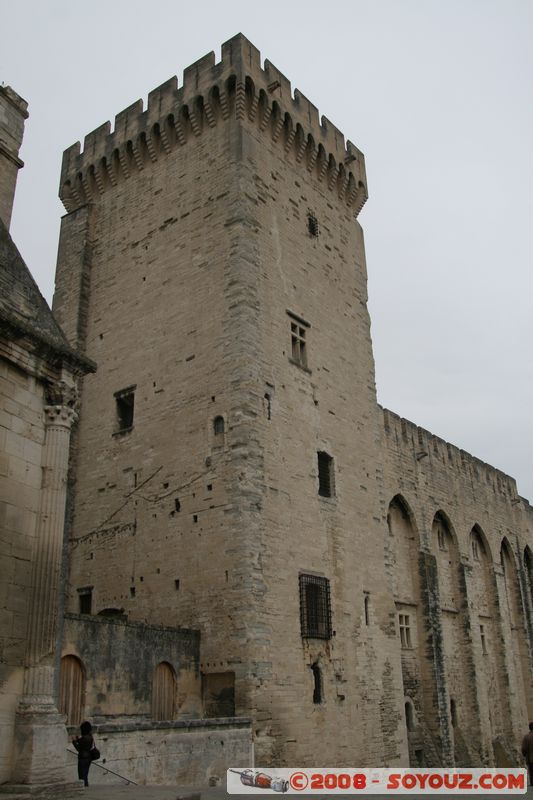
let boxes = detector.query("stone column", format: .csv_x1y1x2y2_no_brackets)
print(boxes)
12,380,77,786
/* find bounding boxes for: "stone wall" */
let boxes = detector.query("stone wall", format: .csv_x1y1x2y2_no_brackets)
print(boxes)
62,613,201,721
65,718,252,786
380,407,533,766
0,356,45,782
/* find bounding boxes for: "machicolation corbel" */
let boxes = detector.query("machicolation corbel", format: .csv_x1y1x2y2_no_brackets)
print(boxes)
59,33,368,217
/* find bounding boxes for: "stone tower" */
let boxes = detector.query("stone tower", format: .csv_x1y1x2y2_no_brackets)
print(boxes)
53,34,409,765
0,85,28,229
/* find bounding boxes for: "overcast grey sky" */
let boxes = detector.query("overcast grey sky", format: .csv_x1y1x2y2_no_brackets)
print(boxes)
2,0,532,500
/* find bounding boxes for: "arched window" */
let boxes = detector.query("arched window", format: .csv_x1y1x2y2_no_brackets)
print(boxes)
213,416,225,436
59,655,85,726
152,662,176,721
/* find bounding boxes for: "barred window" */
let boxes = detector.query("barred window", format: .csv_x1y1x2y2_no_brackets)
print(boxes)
299,574,332,639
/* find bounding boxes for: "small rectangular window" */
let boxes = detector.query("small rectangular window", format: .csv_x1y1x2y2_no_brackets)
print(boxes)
287,311,309,369
114,385,136,432
78,587,93,615
399,613,412,648
299,574,332,639
317,451,335,497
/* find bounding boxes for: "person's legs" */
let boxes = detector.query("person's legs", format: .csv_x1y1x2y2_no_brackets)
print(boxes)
78,760,90,787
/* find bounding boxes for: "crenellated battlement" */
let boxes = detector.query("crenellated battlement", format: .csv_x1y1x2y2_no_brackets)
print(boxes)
59,33,368,216
381,406,520,502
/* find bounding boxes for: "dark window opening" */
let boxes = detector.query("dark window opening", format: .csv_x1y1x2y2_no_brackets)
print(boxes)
480,624,487,654
202,672,235,718
114,386,135,432
174,498,181,512
364,594,370,626
130,587,136,598
450,698,457,727
405,701,415,731
311,663,322,704
307,213,319,237
78,588,93,615
214,416,225,435
264,393,272,420
175,579,180,590
317,451,335,497
299,574,332,639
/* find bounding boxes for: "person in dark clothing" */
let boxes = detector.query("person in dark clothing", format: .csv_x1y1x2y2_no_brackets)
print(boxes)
73,720,94,787
521,722,533,785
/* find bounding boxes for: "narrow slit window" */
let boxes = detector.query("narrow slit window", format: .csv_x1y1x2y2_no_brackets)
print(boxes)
480,624,487,654
405,701,415,731
472,537,480,561
311,663,322,703
213,416,225,436
317,451,335,497
364,594,370,626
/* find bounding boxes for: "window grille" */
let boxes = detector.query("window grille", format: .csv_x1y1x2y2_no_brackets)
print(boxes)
299,574,332,639
307,213,319,237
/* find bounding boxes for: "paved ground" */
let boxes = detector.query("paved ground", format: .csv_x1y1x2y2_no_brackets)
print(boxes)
59,785,533,800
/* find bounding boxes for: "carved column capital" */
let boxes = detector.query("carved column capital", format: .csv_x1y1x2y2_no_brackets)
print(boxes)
44,380,78,428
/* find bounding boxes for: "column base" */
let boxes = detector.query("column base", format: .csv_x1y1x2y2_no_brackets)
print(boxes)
11,705,69,786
